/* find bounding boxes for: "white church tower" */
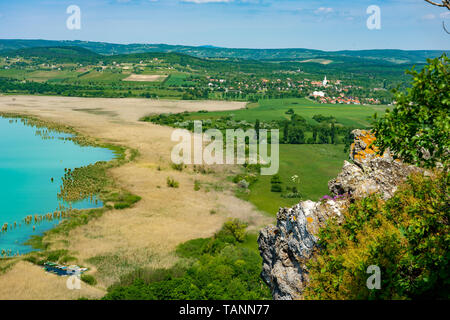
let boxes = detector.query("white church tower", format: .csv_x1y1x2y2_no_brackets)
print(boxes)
323,75,328,87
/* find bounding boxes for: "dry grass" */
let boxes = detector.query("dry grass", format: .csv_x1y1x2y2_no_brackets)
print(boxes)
0,261,104,300
0,95,272,298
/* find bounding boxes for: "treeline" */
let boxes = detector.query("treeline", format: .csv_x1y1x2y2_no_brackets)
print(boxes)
280,113,355,146
0,78,160,98
143,110,357,149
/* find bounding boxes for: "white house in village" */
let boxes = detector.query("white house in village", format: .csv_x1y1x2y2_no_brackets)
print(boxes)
312,91,325,97
323,76,328,87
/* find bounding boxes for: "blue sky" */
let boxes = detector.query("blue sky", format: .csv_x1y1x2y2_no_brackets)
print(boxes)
0,0,449,50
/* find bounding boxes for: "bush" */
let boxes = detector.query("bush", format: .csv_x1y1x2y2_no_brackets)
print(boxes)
270,174,282,184
46,250,69,262
304,171,449,300
81,274,97,286
270,184,282,193
218,219,248,243
374,54,449,168
285,108,294,115
106,192,141,210
171,163,184,171
166,177,179,188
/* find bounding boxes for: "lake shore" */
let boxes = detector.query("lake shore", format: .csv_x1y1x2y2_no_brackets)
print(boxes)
0,95,273,300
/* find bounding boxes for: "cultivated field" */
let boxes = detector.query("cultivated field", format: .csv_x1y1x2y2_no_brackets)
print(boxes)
122,74,168,82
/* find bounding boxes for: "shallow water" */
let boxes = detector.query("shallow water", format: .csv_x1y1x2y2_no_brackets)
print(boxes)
0,116,115,255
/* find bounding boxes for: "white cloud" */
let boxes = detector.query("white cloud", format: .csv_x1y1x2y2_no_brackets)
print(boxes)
440,12,450,19
315,7,333,14
422,13,436,20
182,0,234,3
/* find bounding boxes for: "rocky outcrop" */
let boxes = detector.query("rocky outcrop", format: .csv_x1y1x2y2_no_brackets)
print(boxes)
258,130,423,300
258,199,348,300
328,130,423,200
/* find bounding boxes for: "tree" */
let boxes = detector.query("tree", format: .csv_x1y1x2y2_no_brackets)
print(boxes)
424,1,450,33
317,126,329,144
288,126,305,144
330,122,336,144
255,119,260,141
312,127,318,143
283,121,289,143
373,54,449,168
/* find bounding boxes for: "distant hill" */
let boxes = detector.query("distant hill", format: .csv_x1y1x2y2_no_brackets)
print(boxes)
0,39,447,64
0,46,290,74
1,46,100,64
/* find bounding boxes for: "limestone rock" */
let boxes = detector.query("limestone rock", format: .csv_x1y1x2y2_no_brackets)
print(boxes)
258,130,423,300
329,129,422,200
258,199,348,300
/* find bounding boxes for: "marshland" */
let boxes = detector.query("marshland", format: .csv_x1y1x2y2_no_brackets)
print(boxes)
0,95,268,299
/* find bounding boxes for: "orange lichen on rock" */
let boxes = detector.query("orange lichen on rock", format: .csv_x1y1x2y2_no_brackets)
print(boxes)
352,130,380,162
306,217,313,223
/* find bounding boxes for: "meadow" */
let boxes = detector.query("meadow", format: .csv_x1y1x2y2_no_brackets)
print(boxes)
242,144,347,214
186,98,391,128
143,97,388,215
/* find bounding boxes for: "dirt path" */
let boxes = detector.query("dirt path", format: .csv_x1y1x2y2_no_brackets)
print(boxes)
0,95,272,299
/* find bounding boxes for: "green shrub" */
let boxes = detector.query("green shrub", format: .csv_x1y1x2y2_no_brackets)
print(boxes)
270,174,282,184
60,255,77,264
46,250,69,262
218,219,248,243
374,54,449,168
270,184,282,193
107,192,141,210
167,177,179,188
171,163,184,171
304,171,449,300
81,274,97,286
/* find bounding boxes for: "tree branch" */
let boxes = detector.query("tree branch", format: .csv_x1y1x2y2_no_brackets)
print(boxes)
424,0,450,10
444,21,450,33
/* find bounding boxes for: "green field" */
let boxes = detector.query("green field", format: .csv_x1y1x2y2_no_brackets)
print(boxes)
187,98,390,128
77,71,127,82
238,144,348,214
164,73,196,86
150,97,385,214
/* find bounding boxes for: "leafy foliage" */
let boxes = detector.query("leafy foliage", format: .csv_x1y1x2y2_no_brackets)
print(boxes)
374,55,449,168
304,171,450,300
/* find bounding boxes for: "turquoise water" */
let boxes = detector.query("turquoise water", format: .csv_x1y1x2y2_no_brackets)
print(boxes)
0,116,115,255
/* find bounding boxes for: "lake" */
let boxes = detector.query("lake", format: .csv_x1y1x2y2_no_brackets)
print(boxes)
0,116,115,255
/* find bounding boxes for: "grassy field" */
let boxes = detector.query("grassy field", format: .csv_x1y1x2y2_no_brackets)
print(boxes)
187,98,391,128
164,73,196,86
238,144,348,214
76,71,127,82
174,98,385,214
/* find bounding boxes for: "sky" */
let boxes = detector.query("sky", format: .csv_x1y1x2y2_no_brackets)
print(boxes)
0,0,449,50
